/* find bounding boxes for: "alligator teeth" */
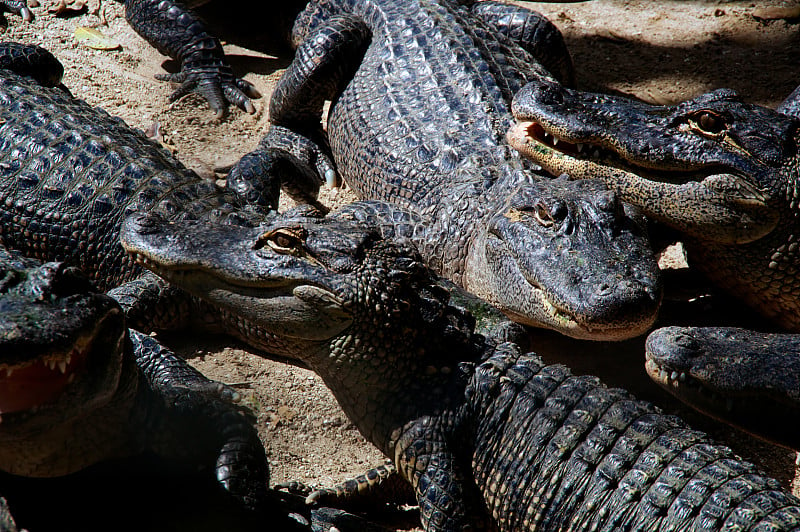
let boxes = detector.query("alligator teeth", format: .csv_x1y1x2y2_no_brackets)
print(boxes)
592,149,601,159
552,137,559,147
58,360,67,374
576,143,584,153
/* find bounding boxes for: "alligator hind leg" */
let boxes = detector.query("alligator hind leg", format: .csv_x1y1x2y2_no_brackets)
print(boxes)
471,1,574,86
226,14,369,208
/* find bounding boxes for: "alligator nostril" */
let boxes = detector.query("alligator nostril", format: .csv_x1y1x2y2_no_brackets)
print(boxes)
595,282,612,296
596,190,618,213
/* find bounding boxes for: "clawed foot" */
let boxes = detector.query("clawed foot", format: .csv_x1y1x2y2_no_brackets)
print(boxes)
157,64,261,120
0,0,33,21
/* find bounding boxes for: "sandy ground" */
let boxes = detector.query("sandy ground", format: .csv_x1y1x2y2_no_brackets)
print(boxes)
3,1,800,530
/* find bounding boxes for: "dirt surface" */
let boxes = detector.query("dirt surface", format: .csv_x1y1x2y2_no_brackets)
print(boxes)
3,0,800,529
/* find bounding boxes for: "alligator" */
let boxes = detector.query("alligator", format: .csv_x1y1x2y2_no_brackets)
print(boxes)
116,0,310,118
645,326,800,452
122,211,800,531
508,76,800,330
228,0,662,341
0,246,307,530
0,41,275,331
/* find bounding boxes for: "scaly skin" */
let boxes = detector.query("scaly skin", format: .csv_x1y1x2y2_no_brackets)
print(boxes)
0,247,282,528
508,77,800,330
0,42,266,331
646,326,800,451
230,0,662,341
123,212,800,531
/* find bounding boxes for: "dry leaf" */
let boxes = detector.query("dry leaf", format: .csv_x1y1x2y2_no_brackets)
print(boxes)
74,26,120,50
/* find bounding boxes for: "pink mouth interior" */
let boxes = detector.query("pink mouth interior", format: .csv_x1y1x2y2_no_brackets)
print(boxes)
0,349,87,414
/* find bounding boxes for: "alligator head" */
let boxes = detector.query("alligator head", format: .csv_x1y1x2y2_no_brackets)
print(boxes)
121,207,480,449
646,326,800,451
466,177,662,340
0,249,126,438
120,207,432,356
508,78,798,245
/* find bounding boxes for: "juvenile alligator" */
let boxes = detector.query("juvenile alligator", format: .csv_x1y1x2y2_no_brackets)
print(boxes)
0,247,296,529
231,0,662,341
508,77,800,330
0,41,269,330
117,0,309,118
123,211,800,531
645,326,800,451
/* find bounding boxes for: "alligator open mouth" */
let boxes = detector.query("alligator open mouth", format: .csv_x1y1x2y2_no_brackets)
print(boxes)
0,311,114,416
507,119,776,244
512,121,616,163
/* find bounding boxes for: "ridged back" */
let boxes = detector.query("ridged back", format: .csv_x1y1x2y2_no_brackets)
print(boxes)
470,354,800,531
0,71,245,289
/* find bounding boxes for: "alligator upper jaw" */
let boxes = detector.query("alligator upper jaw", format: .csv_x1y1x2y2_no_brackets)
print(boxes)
129,252,353,343
507,121,778,244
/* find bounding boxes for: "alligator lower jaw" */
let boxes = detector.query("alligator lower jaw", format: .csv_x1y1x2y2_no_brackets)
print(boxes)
505,304,655,342
130,252,353,343
508,120,697,184
507,120,619,177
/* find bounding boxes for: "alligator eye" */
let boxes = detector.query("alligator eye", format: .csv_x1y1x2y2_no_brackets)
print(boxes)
253,227,308,253
533,201,564,227
688,111,726,136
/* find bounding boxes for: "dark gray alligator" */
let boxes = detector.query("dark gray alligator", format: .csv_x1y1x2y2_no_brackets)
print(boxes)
117,0,586,118
645,326,800,452
230,0,662,341
0,41,270,331
116,0,309,118
122,211,800,531
508,76,800,331
0,246,302,530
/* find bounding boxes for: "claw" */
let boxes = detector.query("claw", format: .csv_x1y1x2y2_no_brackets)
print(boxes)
0,0,32,21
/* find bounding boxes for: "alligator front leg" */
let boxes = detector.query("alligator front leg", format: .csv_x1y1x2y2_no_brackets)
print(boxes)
0,0,32,22
130,330,290,524
122,0,260,118
107,271,204,332
386,419,493,531
226,14,369,207
226,126,335,211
